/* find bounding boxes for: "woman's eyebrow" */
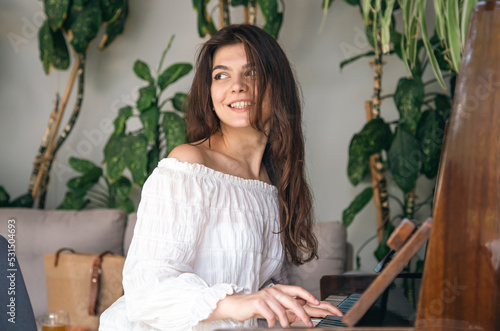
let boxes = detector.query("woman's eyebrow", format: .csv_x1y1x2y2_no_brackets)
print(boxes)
212,65,229,72
212,63,254,72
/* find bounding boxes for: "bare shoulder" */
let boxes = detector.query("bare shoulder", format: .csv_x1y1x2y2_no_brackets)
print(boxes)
167,143,206,165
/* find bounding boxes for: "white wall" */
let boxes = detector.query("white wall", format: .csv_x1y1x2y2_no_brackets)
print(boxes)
0,0,437,271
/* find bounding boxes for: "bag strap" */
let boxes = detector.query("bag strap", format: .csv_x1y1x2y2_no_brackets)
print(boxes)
54,248,76,267
88,251,113,316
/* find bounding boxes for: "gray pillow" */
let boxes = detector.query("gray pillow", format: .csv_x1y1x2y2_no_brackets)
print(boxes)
287,221,347,299
0,208,126,318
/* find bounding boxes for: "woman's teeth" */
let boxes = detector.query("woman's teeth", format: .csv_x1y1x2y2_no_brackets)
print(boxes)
230,101,252,109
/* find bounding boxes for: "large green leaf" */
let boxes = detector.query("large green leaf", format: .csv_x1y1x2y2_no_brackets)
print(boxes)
116,197,135,213
394,78,424,133
67,1,102,54
347,134,371,186
9,193,34,208
67,167,102,190
39,20,53,74
104,133,129,180
434,93,452,121
126,134,148,185
417,110,445,179
38,21,70,74
136,85,156,112
172,92,189,113
57,190,89,210
147,146,160,175
44,0,70,30
257,0,282,38
358,118,393,155
162,112,186,156
158,63,193,91
342,187,373,228
388,126,420,193
133,60,154,84
51,28,70,70
140,106,160,143
0,186,10,207
110,176,132,199
69,157,99,174
192,0,217,37
113,106,133,135
231,0,249,5
100,0,124,23
99,0,128,49
72,0,88,11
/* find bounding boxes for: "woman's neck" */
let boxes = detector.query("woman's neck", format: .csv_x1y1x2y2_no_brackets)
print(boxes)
208,125,269,182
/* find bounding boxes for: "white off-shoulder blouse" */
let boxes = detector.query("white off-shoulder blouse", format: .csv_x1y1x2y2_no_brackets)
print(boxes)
99,158,284,331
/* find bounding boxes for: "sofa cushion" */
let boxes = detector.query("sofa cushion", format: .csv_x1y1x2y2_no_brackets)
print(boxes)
287,221,346,299
0,208,127,318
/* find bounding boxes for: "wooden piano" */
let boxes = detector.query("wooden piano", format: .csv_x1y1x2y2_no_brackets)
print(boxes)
219,1,500,330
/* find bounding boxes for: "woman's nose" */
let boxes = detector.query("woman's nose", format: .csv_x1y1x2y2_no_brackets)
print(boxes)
231,75,247,93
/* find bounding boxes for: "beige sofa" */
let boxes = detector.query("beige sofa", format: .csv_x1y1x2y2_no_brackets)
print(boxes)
0,208,348,319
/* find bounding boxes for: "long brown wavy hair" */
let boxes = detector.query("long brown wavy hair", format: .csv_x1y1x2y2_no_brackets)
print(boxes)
186,24,317,265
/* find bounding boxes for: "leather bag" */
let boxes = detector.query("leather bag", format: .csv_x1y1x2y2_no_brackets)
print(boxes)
44,248,125,330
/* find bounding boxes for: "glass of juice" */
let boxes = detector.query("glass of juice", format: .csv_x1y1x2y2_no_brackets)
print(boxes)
37,310,69,331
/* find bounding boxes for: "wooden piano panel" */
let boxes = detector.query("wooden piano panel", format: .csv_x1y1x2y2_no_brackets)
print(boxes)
415,2,500,330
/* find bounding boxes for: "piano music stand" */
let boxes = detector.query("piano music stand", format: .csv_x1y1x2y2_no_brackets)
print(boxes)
339,219,431,327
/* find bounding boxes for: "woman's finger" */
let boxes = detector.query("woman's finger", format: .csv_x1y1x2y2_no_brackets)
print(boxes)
304,301,343,317
264,295,292,328
266,287,312,327
274,284,319,305
254,299,278,328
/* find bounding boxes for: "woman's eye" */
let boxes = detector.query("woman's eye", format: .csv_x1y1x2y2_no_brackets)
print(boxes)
246,69,257,77
214,73,228,80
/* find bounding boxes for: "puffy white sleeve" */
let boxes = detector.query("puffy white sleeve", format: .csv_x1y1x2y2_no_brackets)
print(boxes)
122,166,242,330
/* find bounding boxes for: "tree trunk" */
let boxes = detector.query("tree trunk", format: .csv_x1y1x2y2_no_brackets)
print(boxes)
30,54,85,208
368,23,390,243
219,0,230,28
248,0,257,25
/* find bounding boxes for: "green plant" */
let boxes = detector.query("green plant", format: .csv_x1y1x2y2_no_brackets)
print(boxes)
192,0,283,38
1,1,129,209
357,0,478,88
58,37,192,213
32,0,129,209
323,0,455,269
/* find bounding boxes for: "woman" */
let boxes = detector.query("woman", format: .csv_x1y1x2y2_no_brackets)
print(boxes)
100,24,341,331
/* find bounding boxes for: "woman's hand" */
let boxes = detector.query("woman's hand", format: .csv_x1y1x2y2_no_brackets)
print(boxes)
206,284,322,328
294,300,343,319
